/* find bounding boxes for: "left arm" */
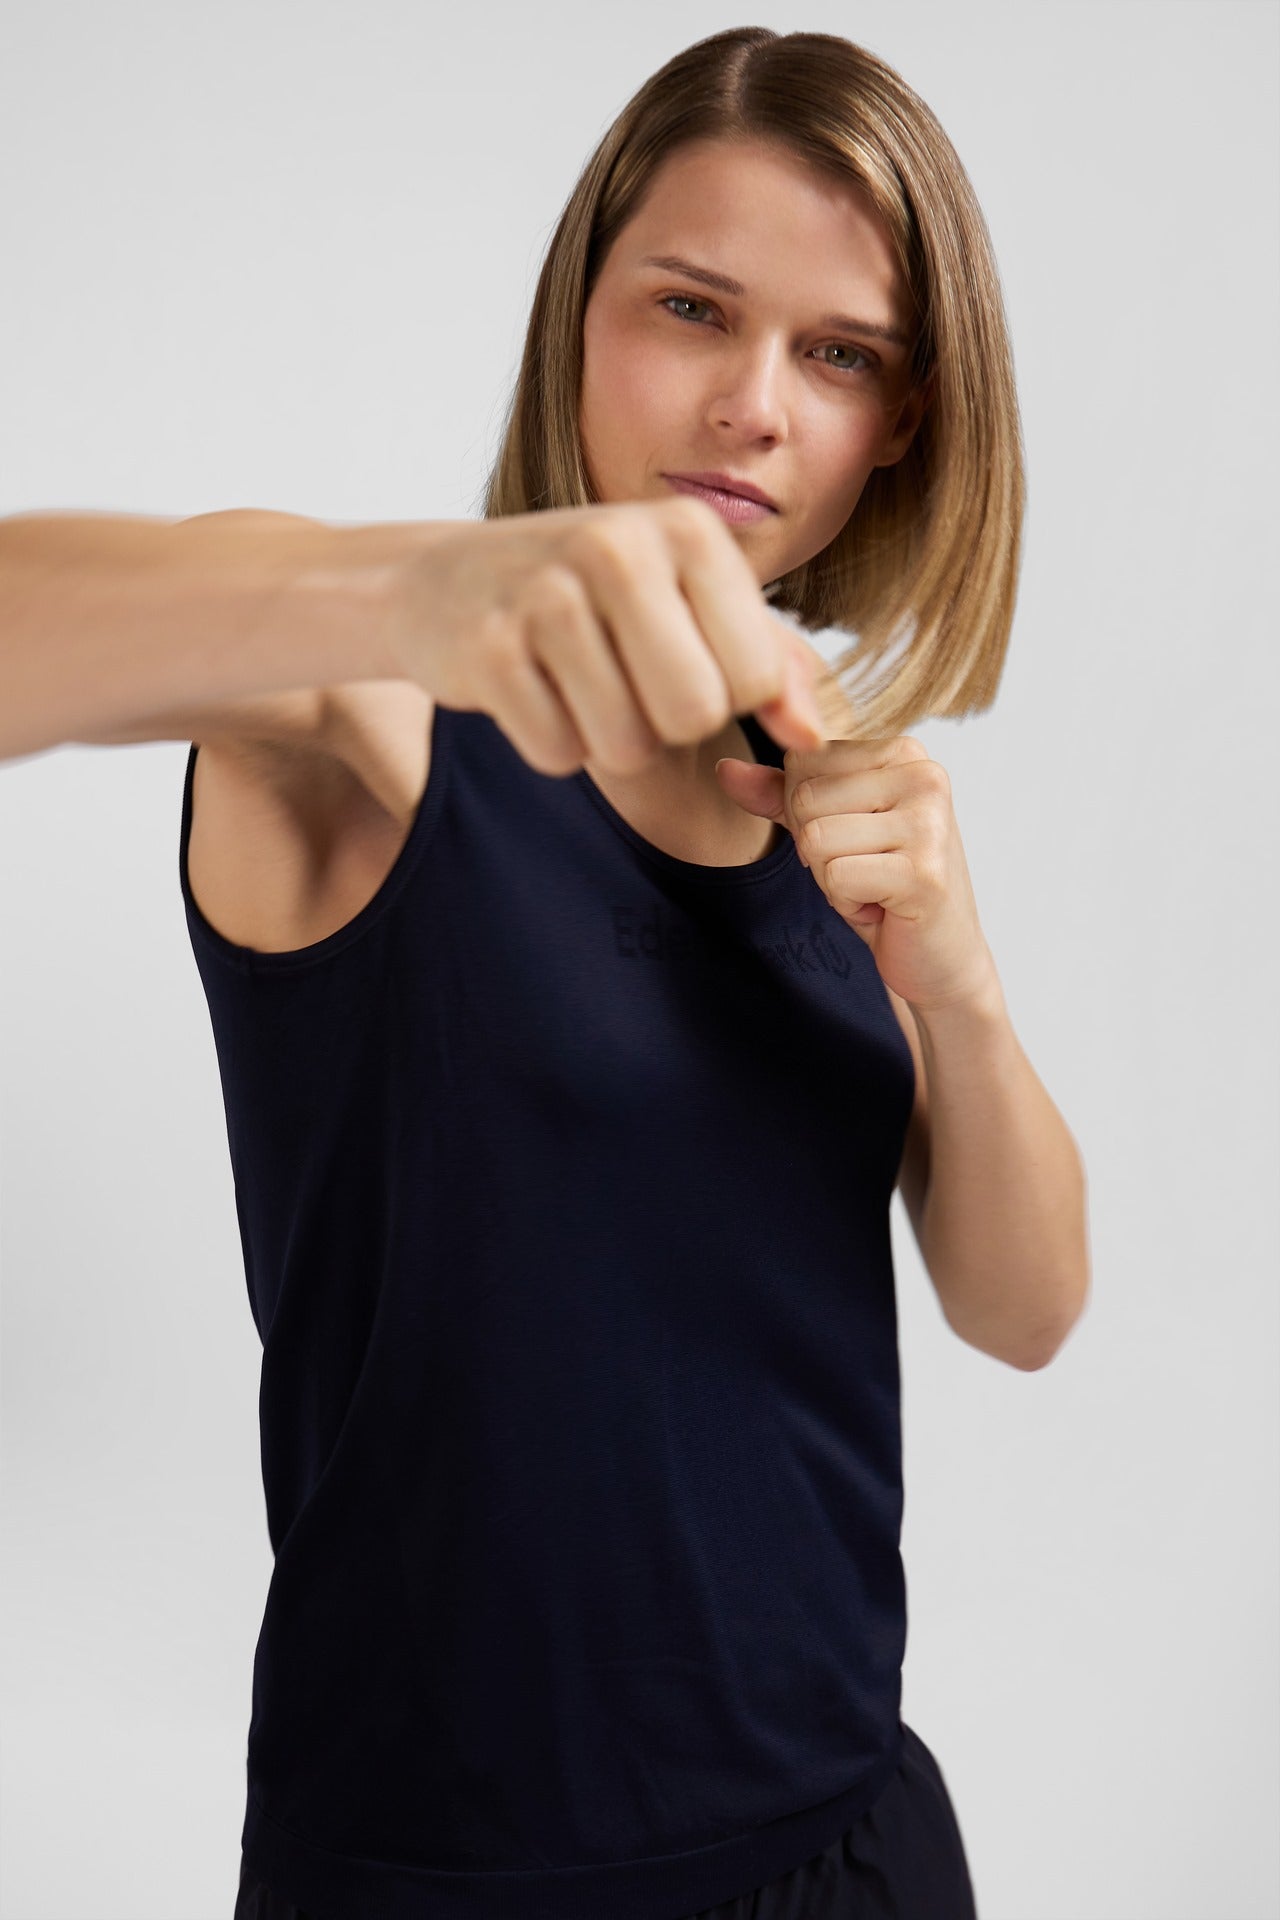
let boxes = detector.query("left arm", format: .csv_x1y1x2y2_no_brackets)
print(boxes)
887,973,1091,1371
717,722,1093,1370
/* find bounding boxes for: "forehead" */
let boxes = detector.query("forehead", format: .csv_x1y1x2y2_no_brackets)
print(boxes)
611,136,909,317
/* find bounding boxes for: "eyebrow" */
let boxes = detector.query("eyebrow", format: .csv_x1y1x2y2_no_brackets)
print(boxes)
638,253,913,348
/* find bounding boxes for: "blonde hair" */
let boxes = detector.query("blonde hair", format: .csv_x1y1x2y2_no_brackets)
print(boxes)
480,27,1025,741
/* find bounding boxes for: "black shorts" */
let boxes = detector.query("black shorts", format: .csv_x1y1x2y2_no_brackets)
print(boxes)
234,1721,977,1920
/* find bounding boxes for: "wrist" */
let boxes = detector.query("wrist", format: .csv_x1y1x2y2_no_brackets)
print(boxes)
909,960,1007,1037
301,516,470,686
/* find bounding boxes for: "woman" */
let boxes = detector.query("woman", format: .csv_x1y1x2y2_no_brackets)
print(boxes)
222,26,1089,1919
5,24,1086,1920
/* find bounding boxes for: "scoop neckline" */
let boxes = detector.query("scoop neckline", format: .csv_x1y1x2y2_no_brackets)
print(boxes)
573,712,798,886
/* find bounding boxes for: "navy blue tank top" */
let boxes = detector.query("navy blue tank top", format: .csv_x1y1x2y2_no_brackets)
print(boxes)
178,701,916,1920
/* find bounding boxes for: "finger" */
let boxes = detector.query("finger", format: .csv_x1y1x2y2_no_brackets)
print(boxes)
780,631,860,741
665,505,827,745
572,499,816,749
549,508,725,749
755,642,826,753
483,646,592,777
523,562,661,773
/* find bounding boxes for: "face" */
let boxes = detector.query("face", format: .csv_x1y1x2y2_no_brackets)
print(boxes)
579,135,931,587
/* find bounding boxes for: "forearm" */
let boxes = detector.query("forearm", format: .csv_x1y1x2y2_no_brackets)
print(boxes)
0,507,446,763
914,974,1091,1370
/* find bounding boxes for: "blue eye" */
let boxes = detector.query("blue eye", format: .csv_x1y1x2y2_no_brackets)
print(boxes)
659,294,872,375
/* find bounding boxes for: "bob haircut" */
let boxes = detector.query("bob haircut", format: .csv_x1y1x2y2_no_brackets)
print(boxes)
480,26,1025,742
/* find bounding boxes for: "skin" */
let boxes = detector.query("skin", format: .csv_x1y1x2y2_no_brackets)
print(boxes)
577,132,932,841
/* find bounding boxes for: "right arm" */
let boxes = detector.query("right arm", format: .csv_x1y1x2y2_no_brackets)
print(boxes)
0,495,835,774
0,506,456,764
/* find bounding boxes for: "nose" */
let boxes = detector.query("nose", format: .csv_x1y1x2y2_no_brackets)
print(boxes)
706,340,790,444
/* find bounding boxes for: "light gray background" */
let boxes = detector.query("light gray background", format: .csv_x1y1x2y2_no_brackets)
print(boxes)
2,4,1277,1917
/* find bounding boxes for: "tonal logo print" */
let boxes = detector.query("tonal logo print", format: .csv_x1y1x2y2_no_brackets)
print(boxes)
614,903,852,980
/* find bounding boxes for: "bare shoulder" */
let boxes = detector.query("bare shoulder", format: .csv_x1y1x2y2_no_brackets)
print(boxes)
187,679,434,955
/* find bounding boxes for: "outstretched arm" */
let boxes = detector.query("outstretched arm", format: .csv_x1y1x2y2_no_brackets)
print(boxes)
0,507,429,763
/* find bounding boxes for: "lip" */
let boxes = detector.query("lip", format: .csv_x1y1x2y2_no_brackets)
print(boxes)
662,469,779,511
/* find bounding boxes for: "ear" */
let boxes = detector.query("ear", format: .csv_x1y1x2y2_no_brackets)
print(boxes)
877,372,934,467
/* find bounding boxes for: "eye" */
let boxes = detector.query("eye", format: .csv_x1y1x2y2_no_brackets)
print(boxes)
662,294,715,326
818,341,874,375
658,294,874,375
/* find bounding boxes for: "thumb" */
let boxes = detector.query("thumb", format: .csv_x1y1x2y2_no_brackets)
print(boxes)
713,755,786,822
715,757,811,868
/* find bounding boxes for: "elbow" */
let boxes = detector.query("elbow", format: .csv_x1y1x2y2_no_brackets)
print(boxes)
946,1272,1091,1373
1014,1279,1092,1372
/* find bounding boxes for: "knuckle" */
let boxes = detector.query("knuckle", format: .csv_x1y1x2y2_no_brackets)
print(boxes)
662,491,723,547
527,561,586,612
593,530,643,588
473,613,527,695
898,735,937,771
477,604,523,663
557,522,595,572
563,520,630,583
665,689,728,742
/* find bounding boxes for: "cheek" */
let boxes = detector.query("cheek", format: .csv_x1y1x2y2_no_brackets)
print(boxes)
606,340,685,437
808,413,880,493
778,418,882,559
584,311,698,438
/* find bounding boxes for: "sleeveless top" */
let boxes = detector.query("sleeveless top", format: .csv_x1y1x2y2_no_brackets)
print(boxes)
178,701,916,1920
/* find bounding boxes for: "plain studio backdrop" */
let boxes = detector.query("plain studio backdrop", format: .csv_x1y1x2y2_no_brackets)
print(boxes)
1,4,1277,1918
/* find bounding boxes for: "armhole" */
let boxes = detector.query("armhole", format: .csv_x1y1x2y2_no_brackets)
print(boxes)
178,701,452,975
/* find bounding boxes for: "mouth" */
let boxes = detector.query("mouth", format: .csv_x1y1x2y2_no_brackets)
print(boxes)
661,471,779,524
